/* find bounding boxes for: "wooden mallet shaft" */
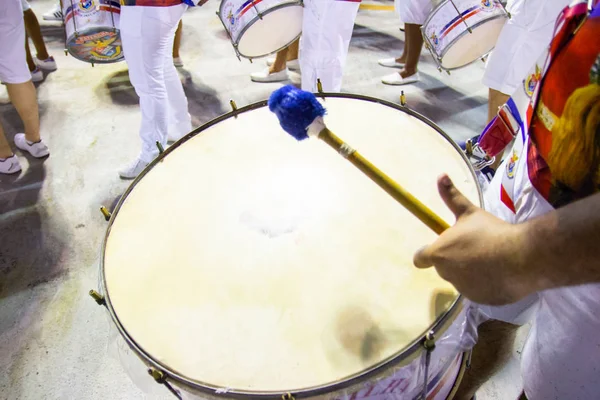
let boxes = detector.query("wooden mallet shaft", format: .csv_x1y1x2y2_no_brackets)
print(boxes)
318,127,450,235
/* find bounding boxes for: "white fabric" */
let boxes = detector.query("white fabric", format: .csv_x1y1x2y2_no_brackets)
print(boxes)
482,0,570,95
21,0,30,12
479,62,600,398
0,0,30,84
395,0,438,25
120,4,192,163
299,0,359,92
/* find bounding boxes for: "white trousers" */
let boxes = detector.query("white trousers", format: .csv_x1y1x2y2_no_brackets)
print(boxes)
120,4,191,163
483,0,570,95
395,0,439,24
299,0,360,92
0,0,29,84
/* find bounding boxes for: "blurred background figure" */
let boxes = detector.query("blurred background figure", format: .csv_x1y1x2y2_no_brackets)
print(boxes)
0,0,50,174
173,20,184,67
22,0,57,82
379,0,438,85
250,39,299,83
42,1,62,21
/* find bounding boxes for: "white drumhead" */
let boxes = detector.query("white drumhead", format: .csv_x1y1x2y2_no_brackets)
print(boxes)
441,17,505,69
104,97,480,393
237,5,303,58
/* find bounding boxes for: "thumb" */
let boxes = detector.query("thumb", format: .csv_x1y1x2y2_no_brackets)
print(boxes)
413,245,434,269
438,174,476,219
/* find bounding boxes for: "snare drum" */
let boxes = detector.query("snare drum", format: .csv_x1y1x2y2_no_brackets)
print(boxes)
97,94,482,399
62,0,124,64
422,0,508,71
217,0,303,60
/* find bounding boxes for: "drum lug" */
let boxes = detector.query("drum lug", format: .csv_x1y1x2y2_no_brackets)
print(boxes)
419,331,436,400
89,290,106,306
400,91,406,106
100,206,112,221
156,141,165,154
64,49,68,56
316,79,324,94
148,368,182,399
282,394,295,400
230,99,238,113
423,331,436,350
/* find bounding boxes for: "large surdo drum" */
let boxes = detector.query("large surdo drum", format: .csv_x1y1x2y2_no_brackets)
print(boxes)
99,93,482,399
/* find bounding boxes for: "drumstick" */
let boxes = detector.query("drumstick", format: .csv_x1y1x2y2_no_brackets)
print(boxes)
268,85,450,235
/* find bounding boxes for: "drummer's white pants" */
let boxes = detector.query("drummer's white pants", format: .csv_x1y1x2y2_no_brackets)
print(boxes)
299,0,360,92
395,0,439,24
483,0,570,95
120,4,191,163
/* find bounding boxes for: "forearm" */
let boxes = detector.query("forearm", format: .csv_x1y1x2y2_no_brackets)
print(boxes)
521,192,600,291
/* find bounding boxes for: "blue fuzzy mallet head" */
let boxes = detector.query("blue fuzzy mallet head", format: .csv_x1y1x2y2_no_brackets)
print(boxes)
268,85,326,141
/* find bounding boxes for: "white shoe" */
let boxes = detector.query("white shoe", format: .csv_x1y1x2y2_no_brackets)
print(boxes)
14,134,50,158
35,56,57,71
266,58,300,71
119,158,149,179
378,58,405,68
250,68,288,83
0,155,22,174
42,4,63,21
173,57,183,68
382,72,420,85
31,68,43,83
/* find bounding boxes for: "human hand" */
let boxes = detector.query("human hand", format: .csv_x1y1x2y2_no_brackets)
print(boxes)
413,175,536,306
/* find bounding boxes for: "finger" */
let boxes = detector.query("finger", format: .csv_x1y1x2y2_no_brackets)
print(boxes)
413,245,434,269
438,174,476,219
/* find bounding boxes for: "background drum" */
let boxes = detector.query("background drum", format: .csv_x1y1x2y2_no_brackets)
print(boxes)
62,0,124,64
95,94,482,399
422,0,509,71
217,0,304,60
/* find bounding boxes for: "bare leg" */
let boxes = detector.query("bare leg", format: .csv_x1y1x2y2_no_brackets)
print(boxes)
6,82,40,143
398,23,423,78
172,20,182,59
269,48,288,73
0,124,13,159
287,39,299,61
487,88,511,170
453,320,520,400
396,35,409,64
25,36,36,72
23,9,50,60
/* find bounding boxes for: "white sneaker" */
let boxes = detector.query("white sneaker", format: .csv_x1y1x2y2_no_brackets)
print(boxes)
35,56,57,71
0,155,22,174
382,72,420,85
378,58,405,68
14,134,50,158
42,4,63,21
266,58,300,71
31,68,43,83
119,158,149,179
173,57,183,68
250,68,288,83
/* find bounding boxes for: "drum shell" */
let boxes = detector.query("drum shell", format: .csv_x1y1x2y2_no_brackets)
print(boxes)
62,0,124,63
422,0,508,70
99,93,484,399
217,0,303,59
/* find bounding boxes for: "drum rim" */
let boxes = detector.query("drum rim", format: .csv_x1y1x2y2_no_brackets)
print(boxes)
218,0,304,60
422,0,508,71
99,92,483,399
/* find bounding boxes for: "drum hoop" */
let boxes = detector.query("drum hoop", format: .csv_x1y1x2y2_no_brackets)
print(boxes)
219,0,304,60
436,14,508,71
99,92,483,399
